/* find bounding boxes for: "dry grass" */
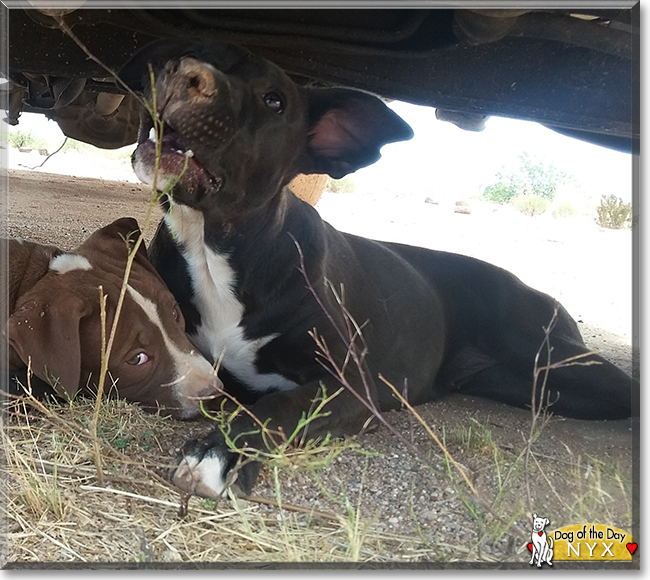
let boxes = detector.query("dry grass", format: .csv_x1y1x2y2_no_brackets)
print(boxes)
0,393,442,565
1,381,634,566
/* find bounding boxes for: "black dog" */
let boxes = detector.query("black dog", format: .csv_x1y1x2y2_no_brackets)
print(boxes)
120,39,634,498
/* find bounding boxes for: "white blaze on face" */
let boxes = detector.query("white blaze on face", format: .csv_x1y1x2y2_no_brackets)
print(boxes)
49,253,92,274
125,284,218,415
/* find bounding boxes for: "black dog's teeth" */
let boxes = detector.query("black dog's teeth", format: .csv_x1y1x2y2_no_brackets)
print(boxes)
148,125,192,156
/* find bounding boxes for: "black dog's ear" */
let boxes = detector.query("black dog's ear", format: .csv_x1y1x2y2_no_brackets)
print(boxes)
296,88,414,179
118,37,201,92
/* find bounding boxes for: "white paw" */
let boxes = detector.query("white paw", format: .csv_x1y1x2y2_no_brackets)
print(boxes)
172,450,229,498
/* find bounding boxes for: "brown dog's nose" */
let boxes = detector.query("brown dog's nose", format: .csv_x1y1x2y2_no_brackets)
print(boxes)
195,383,222,401
184,366,225,403
176,57,216,101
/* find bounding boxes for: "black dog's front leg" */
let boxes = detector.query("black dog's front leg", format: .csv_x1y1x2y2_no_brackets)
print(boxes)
170,378,377,498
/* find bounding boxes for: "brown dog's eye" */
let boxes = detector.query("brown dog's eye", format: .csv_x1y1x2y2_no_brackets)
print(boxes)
263,92,284,114
173,305,180,321
127,352,150,366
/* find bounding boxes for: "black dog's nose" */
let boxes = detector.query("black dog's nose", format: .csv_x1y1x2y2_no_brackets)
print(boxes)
174,57,216,101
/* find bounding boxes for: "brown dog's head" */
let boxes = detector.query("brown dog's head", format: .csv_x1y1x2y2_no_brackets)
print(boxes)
120,38,413,222
6,217,221,418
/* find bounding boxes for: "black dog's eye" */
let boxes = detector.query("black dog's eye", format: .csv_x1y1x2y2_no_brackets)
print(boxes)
263,92,284,114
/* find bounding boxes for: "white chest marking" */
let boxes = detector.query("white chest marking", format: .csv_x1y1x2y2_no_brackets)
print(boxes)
49,253,92,274
166,205,298,393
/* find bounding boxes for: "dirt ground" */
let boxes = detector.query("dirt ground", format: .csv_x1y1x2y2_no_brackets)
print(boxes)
2,167,639,567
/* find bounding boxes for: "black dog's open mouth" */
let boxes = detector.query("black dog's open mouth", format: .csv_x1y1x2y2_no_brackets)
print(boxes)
135,118,223,194
148,124,189,155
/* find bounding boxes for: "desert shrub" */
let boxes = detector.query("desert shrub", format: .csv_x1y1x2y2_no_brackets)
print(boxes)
518,152,566,201
7,129,47,150
483,182,517,204
595,195,632,229
511,194,548,216
482,152,570,205
552,201,578,219
325,176,357,194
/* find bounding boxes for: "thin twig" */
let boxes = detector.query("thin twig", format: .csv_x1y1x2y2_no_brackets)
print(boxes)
29,459,165,488
245,493,341,522
49,15,147,105
378,375,478,496
522,305,600,514
21,137,69,170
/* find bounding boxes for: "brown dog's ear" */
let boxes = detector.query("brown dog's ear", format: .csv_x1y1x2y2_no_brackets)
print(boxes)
296,88,414,179
83,217,149,263
6,294,92,398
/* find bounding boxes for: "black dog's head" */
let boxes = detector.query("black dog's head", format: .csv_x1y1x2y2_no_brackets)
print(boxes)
120,38,413,221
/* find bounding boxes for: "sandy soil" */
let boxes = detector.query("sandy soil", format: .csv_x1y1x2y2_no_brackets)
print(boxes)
3,162,638,566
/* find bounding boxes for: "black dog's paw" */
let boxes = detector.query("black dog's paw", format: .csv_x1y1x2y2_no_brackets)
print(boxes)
169,437,261,498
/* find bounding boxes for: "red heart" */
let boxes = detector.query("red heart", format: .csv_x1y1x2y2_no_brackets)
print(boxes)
538,531,543,536
626,543,637,555
527,543,533,552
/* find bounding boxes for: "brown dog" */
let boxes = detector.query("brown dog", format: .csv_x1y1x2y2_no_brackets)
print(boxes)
2,217,221,418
